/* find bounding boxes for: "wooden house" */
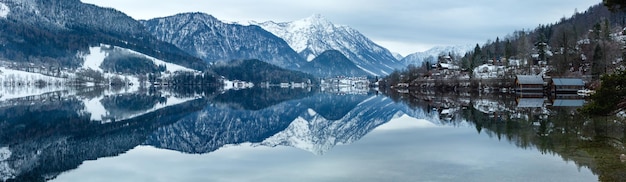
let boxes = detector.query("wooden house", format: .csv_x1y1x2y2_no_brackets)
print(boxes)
515,75,545,97
551,78,584,94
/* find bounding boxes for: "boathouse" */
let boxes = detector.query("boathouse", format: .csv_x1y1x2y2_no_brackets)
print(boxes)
551,78,584,94
515,75,545,97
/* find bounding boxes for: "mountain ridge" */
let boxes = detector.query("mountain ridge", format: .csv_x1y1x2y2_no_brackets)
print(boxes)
0,0,206,70
141,12,307,70
253,14,404,76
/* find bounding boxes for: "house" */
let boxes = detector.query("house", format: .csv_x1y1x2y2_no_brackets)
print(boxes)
515,75,545,97
551,78,584,94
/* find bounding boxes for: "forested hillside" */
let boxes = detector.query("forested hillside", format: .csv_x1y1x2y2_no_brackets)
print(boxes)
460,3,625,78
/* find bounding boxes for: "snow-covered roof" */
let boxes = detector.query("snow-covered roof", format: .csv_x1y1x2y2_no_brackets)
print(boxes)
552,78,584,86
516,75,544,85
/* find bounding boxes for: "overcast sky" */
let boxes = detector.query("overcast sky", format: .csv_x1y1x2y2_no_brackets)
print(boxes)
82,0,600,56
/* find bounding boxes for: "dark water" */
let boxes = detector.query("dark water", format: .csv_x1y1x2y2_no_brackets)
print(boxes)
0,87,624,181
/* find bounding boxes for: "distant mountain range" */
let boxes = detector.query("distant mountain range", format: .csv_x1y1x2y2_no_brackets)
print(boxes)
402,45,474,66
0,0,477,81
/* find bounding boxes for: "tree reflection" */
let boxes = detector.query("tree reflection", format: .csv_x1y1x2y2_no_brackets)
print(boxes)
385,89,626,181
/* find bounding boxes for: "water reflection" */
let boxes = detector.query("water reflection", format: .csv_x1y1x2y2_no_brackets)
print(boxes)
0,86,623,181
386,90,626,182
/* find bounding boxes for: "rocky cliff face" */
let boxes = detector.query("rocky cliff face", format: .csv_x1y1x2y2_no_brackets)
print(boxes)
142,13,307,70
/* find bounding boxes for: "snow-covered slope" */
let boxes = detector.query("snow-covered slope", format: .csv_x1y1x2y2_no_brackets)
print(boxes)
80,44,197,74
254,14,403,76
402,44,473,66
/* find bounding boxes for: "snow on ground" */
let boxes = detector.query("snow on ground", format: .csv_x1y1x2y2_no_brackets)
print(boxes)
81,46,107,72
81,44,198,74
0,67,69,101
124,49,197,73
618,111,626,119
0,2,9,18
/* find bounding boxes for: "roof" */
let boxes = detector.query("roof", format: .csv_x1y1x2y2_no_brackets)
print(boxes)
516,75,544,85
552,78,584,86
552,99,585,107
517,98,545,108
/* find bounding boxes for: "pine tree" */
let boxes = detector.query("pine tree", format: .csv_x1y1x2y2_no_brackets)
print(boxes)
592,44,604,79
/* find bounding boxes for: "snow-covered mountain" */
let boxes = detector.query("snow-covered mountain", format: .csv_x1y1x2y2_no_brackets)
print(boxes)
402,44,474,66
142,13,307,70
0,0,206,71
253,14,404,76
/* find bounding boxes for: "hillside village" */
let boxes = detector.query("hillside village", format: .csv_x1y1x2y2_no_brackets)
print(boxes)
383,6,626,101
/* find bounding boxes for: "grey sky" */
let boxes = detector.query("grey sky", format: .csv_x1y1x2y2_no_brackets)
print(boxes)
81,0,600,55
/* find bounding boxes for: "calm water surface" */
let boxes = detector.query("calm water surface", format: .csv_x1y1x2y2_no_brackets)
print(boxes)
1,86,624,181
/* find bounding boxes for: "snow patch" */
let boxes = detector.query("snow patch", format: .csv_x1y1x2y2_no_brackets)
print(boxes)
618,110,626,118
306,54,316,62
0,3,9,18
81,46,108,72
307,108,317,116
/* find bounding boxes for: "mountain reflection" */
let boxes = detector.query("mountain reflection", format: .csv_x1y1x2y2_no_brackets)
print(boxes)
0,87,624,181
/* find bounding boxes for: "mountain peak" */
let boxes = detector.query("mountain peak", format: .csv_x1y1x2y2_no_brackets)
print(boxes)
254,14,403,76
300,13,333,27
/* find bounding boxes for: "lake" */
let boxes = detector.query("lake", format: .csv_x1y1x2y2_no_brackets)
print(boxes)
0,86,624,181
